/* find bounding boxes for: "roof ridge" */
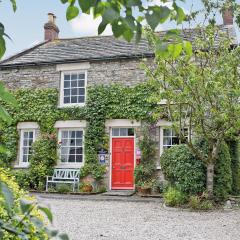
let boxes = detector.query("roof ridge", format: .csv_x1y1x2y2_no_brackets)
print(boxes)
0,40,50,64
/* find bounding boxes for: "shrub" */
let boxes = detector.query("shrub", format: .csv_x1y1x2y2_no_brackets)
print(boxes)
164,187,187,207
56,183,72,193
228,140,240,195
13,169,31,190
160,145,206,195
214,141,232,201
0,168,46,239
189,195,201,209
29,133,57,190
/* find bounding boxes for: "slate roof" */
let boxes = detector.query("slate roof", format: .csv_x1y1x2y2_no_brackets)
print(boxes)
0,25,236,69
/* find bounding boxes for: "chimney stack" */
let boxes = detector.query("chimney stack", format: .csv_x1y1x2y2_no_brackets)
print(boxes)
222,7,234,26
44,13,59,41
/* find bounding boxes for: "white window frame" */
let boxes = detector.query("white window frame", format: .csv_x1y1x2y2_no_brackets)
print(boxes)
19,129,36,168
160,127,189,156
57,128,85,168
59,70,88,108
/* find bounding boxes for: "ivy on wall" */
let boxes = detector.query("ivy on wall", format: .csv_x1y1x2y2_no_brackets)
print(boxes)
0,82,160,183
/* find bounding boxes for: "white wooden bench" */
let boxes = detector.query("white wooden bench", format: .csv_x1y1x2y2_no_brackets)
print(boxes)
46,169,80,192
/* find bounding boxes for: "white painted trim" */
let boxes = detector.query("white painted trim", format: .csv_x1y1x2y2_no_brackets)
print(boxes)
56,62,90,71
109,127,136,190
156,119,172,127
59,70,87,108
19,129,36,168
54,120,87,128
105,119,141,127
17,122,39,130
57,128,85,168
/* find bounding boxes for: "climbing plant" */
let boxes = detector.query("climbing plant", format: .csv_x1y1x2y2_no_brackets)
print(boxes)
0,82,160,187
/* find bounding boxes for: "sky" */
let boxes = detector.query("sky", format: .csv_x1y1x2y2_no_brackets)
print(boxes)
0,0,239,58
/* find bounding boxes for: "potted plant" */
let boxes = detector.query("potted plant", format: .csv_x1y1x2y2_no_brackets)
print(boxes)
80,182,93,193
136,180,154,195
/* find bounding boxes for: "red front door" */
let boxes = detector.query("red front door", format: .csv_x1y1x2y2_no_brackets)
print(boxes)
112,138,134,190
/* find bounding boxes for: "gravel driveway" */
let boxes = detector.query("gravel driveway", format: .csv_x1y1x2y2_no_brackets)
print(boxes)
38,195,240,240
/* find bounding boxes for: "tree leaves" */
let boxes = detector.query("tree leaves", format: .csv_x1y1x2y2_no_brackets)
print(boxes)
38,206,53,223
60,0,186,43
66,5,79,21
0,182,14,213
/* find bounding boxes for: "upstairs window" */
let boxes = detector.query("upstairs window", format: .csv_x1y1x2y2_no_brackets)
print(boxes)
60,71,87,107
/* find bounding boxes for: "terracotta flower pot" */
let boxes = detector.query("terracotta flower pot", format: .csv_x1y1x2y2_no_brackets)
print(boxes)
82,185,93,193
137,186,151,195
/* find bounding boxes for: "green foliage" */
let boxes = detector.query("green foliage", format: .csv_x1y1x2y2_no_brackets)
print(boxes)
188,193,213,210
29,133,58,190
56,184,72,193
214,141,232,201
134,126,156,186
228,140,240,194
160,145,206,195
13,169,31,190
61,0,186,43
0,168,69,239
164,186,187,207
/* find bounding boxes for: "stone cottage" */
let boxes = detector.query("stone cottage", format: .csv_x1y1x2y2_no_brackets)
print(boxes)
0,12,236,191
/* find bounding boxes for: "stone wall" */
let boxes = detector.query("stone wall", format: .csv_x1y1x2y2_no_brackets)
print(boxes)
0,58,149,89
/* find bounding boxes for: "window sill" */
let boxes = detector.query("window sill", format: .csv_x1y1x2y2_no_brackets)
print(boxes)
56,163,84,169
58,103,86,108
14,164,29,169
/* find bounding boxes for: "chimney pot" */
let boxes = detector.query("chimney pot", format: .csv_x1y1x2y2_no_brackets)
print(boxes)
222,8,234,26
44,13,59,41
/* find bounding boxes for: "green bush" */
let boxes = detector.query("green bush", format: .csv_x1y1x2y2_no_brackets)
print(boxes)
228,140,240,194
164,186,187,207
188,194,213,210
134,126,157,186
214,141,232,201
13,169,31,190
0,168,46,239
29,133,57,190
160,144,206,195
56,184,72,193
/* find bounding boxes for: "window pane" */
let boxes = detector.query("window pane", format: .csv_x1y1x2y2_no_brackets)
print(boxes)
68,155,75,162
71,96,77,103
120,128,127,136
78,96,85,103
61,147,69,155
172,137,179,145
23,155,28,162
76,131,83,138
163,137,171,146
71,80,77,88
62,131,68,138
112,128,119,136
71,74,77,80
29,132,33,138
163,129,171,136
76,147,83,154
64,89,70,96
24,132,28,138
23,147,29,155
78,88,85,95
78,80,85,87
76,139,82,146
61,155,68,162
64,81,70,88
128,128,134,136
23,139,28,146
64,74,70,80
78,73,85,79
76,155,83,162
71,88,78,96
64,97,70,104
